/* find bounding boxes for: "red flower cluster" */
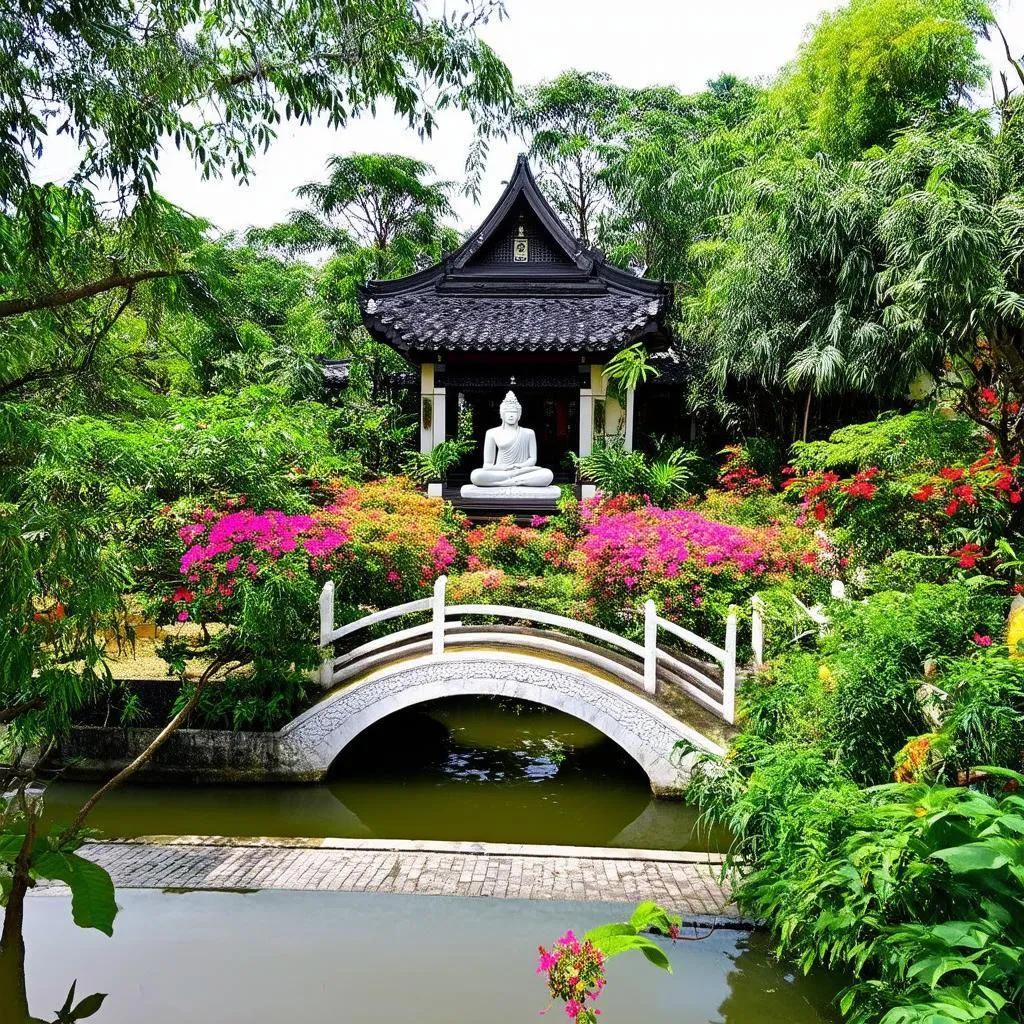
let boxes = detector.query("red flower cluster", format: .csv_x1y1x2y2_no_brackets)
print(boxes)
949,542,983,569
784,471,840,523
913,448,1021,517
717,446,774,495
841,467,879,501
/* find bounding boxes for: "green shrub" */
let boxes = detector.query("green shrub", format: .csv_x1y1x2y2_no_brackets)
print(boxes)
932,654,1024,778
791,411,983,475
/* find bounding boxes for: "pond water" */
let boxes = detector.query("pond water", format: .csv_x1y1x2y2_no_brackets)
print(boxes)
45,697,729,851
22,889,840,1023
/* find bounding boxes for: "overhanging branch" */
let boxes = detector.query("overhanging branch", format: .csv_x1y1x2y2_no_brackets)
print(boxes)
0,269,175,319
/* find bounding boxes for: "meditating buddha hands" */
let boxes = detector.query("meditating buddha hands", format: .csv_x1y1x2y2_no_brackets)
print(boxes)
469,391,554,488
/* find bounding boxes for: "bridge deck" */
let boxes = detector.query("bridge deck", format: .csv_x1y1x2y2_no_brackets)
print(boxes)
63,836,739,921
330,626,738,749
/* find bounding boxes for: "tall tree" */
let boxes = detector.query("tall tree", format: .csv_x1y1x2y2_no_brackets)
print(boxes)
599,76,761,280
2,0,512,317
775,0,992,157
0,2,512,1015
260,153,455,260
513,70,623,243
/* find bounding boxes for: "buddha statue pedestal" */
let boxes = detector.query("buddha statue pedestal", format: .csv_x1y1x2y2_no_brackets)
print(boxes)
459,483,562,501
459,391,561,502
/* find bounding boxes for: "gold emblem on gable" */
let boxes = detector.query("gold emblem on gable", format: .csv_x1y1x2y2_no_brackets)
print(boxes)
513,224,528,262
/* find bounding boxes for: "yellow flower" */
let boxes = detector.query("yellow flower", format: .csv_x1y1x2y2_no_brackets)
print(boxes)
1007,596,1024,659
818,664,832,683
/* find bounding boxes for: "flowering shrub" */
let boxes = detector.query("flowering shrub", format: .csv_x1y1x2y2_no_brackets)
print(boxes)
157,478,462,728
323,477,460,609
162,498,334,728
537,904,681,1022
465,518,571,575
171,478,461,623
783,445,1022,580
171,499,342,627
537,931,607,1023
571,498,822,636
717,445,773,495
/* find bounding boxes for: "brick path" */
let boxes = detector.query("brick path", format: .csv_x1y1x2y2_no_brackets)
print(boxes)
76,837,736,919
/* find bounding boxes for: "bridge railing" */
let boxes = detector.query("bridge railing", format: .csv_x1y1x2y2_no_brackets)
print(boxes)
318,576,738,725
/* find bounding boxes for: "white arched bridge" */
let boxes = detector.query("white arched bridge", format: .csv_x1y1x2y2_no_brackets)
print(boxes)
274,577,742,795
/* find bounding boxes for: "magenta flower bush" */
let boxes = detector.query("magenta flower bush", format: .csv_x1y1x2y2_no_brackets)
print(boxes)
570,496,822,635
157,479,463,729
537,930,607,1023
154,478,824,727
176,508,351,620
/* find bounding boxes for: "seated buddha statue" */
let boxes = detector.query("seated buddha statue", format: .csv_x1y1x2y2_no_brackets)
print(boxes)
468,391,555,488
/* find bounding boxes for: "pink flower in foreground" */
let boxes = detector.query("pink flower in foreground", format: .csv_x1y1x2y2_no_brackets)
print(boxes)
974,633,993,647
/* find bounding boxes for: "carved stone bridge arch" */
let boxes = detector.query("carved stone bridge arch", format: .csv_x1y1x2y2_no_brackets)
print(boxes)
277,654,725,794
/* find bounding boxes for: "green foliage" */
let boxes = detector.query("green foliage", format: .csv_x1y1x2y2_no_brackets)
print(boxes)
585,902,683,972
40,981,108,1024
602,342,661,394
785,583,1003,780
513,70,624,242
776,0,991,157
1,0,512,215
792,411,984,474
0,831,117,937
403,404,475,483
573,439,700,505
291,154,453,251
932,655,1024,777
689,569,1024,1024
599,75,761,281
174,671,311,731
690,754,1024,1022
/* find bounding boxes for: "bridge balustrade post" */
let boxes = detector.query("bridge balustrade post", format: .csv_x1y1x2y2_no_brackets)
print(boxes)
643,599,657,695
318,581,336,686
723,608,738,725
751,595,764,669
432,575,447,657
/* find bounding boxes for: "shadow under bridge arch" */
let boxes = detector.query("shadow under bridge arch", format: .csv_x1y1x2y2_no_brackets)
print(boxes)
275,655,725,795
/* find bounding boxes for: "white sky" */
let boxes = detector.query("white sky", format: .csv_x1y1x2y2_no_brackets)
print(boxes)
35,0,1024,234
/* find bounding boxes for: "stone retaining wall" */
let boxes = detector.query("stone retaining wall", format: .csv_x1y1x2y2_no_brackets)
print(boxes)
56,726,318,782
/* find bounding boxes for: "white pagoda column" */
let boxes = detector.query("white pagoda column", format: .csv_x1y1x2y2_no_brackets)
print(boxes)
419,364,434,454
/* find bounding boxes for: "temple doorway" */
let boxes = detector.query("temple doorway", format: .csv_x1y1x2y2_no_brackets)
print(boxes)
445,389,579,485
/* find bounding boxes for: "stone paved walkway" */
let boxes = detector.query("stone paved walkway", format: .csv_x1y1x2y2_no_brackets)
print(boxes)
75,837,736,919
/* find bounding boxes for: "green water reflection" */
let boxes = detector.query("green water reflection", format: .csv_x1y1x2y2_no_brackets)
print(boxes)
44,697,728,851
21,889,840,1023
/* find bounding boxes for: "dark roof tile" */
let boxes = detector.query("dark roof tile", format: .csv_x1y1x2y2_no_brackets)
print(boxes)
357,156,672,356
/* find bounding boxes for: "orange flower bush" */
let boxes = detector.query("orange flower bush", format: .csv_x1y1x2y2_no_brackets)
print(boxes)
464,518,572,575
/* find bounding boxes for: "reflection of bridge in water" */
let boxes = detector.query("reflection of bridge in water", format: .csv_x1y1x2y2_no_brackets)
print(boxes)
274,578,740,795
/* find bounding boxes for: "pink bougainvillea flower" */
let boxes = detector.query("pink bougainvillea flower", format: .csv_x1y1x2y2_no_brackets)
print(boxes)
974,633,993,647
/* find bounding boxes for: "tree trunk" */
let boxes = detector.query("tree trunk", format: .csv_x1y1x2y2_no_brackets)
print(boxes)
0,875,30,1023
802,389,813,443
0,834,33,1024
0,668,217,1020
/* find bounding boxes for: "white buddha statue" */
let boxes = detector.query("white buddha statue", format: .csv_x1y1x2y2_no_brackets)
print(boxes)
467,391,555,488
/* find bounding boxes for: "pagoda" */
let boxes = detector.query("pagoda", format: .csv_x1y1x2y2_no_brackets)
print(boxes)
358,154,673,496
